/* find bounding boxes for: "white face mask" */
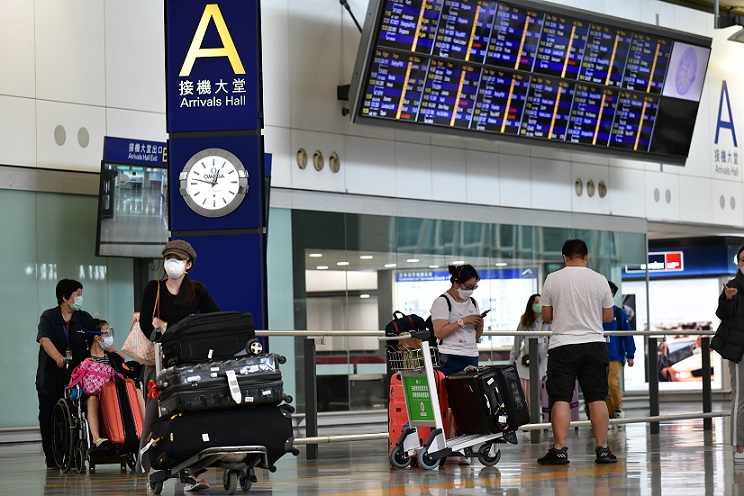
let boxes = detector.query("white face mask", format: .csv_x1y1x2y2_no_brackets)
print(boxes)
164,259,186,279
100,335,114,350
457,288,474,299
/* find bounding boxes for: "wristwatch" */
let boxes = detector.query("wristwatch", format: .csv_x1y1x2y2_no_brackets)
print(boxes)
457,318,464,327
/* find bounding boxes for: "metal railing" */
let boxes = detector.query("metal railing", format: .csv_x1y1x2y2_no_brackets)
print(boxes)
254,328,723,457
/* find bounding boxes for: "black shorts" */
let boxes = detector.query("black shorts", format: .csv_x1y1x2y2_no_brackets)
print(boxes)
547,342,609,405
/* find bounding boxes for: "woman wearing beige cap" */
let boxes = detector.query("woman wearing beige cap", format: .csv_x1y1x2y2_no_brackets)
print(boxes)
137,239,220,491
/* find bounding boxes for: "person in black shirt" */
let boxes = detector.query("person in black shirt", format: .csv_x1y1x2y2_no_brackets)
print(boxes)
137,240,220,491
36,278,93,469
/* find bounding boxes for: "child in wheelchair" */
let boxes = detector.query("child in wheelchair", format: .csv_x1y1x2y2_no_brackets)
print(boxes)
67,319,145,449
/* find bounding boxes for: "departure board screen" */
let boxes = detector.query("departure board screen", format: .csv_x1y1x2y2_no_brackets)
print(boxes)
350,0,712,165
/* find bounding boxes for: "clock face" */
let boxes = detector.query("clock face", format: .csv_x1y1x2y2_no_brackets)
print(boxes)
179,148,249,218
675,47,698,96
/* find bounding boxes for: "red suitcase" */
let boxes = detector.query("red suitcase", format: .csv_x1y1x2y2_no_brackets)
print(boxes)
100,378,143,452
388,371,449,453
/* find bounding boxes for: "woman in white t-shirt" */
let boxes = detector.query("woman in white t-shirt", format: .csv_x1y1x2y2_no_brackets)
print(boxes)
430,264,484,376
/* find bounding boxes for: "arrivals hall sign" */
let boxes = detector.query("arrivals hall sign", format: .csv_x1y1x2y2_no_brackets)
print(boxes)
165,1,263,133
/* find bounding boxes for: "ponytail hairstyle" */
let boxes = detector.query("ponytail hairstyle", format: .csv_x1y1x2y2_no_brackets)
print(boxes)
448,264,480,286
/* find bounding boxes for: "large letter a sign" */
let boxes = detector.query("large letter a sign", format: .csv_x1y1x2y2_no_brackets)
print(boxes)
180,4,245,77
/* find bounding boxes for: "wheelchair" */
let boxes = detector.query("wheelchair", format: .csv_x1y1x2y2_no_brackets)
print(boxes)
51,384,138,473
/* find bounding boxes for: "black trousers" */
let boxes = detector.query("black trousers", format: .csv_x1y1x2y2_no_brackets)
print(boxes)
38,392,62,466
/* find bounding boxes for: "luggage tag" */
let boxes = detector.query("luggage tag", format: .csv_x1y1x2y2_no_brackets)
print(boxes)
225,370,242,404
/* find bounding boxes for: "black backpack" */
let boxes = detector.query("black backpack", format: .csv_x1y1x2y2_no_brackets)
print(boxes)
425,293,477,348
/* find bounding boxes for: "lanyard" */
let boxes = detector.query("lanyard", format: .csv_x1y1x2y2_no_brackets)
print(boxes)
62,321,70,347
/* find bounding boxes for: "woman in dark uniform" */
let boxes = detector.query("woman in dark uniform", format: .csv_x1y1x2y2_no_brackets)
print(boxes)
36,278,93,469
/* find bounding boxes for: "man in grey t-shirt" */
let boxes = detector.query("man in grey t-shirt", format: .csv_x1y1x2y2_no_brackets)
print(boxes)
537,239,617,465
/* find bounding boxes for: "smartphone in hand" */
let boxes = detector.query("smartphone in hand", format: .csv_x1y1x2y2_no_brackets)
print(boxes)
481,309,491,317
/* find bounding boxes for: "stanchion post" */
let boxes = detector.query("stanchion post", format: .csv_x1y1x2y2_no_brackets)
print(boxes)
304,338,318,459
701,336,712,431
528,337,541,444
648,337,660,434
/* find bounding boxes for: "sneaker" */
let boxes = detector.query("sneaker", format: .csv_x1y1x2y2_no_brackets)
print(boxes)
734,450,744,464
614,410,625,419
595,446,618,464
458,456,471,466
537,447,570,465
184,477,210,492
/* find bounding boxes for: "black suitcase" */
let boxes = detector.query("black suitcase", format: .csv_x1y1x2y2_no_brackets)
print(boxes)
148,404,295,470
444,364,529,435
160,311,257,366
156,355,289,416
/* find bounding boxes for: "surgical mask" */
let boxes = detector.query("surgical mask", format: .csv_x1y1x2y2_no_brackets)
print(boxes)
71,295,84,311
532,303,542,314
164,259,186,279
457,288,474,299
100,335,114,350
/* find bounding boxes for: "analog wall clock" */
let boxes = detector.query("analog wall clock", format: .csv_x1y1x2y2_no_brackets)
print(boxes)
179,148,249,218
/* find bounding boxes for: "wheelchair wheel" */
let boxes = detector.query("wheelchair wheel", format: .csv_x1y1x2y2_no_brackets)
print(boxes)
126,452,137,472
74,439,86,474
51,399,74,472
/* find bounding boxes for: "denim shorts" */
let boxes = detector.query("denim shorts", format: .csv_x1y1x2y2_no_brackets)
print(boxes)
438,353,478,376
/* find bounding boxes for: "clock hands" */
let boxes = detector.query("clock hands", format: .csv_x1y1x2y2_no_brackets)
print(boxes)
191,177,216,187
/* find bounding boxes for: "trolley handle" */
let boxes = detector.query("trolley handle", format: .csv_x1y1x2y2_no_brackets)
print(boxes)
378,329,430,342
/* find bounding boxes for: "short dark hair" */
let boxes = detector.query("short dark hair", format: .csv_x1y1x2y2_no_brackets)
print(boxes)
608,281,618,296
56,279,83,305
562,239,588,260
448,264,480,285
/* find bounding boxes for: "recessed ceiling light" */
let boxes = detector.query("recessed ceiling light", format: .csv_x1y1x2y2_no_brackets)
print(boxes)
316,265,328,270
309,253,323,258
359,294,370,299
337,261,350,266
494,262,508,267
406,258,420,263
384,263,397,268
452,260,465,265
429,265,440,269
359,255,373,260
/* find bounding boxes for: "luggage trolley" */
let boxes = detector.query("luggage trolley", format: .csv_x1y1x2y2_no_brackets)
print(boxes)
383,331,506,469
146,343,299,495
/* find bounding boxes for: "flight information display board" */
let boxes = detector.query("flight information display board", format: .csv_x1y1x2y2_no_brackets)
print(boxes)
349,0,711,165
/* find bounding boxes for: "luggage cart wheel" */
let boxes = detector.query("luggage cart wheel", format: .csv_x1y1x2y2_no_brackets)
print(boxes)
149,480,163,495
416,446,441,470
477,443,501,466
223,469,238,495
240,475,252,492
389,445,411,469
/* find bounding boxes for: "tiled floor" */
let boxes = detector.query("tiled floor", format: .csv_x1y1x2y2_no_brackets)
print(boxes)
4,415,743,495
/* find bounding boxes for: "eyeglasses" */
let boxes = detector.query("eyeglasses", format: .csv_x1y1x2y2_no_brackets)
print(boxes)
100,327,114,337
461,283,478,291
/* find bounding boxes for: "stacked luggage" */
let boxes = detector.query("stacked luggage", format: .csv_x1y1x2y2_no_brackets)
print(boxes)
444,364,530,438
146,312,296,476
